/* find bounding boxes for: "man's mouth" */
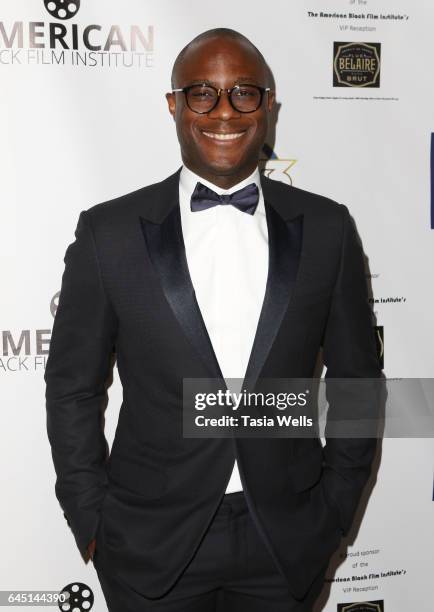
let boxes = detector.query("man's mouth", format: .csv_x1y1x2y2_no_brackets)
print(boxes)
201,130,246,141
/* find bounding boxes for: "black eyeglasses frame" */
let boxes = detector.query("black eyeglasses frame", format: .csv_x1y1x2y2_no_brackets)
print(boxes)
171,83,272,114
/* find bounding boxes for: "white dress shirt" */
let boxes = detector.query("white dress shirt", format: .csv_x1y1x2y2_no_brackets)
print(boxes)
179,164,269,493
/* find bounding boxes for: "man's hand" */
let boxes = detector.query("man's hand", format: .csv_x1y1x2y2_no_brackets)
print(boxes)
86,538,96,562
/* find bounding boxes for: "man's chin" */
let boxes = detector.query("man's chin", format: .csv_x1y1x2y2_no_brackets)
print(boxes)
201,158,250,178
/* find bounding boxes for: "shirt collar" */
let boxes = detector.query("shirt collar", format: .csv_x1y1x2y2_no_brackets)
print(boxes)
179,164,262,198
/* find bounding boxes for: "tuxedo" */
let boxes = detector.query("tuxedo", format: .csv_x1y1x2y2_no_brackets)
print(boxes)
45,167,381,602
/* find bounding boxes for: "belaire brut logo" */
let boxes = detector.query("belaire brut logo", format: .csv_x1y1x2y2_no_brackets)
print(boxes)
44,0,80,20
333,42,381,88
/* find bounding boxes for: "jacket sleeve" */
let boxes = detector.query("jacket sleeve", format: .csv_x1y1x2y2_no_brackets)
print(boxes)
45,209,118,557
321,203,382,537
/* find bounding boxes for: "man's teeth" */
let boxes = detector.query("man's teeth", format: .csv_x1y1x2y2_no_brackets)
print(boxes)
202,131,244,140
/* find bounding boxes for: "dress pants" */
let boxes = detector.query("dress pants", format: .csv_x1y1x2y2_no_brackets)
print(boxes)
93,491,328,611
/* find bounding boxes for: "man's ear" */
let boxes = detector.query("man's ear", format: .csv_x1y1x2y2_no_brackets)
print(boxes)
166,92,176,119
267,90,275,112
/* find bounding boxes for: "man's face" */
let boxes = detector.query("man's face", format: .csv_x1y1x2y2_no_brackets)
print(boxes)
166,36,275,186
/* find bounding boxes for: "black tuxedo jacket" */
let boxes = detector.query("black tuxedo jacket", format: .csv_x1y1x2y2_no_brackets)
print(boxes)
45,168,381,601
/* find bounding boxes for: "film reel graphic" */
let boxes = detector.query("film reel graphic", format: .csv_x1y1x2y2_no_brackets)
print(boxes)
44,1,80,20
58,582,94,611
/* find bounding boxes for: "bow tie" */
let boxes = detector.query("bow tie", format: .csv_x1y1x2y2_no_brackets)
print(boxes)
190,182,259,215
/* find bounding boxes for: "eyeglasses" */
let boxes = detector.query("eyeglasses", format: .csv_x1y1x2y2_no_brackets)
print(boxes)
171,83,271,114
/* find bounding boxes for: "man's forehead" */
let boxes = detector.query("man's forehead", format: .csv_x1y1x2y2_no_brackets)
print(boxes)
176,40,264,81
184,37,260,64
171,31,268,89
175,78,261,92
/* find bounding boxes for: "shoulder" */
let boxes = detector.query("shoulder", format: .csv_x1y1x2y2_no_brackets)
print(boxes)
82,168,181,228
261,174,347,221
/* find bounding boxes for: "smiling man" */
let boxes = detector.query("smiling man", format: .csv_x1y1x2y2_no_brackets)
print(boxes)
45,28,381,611
168,31,273,188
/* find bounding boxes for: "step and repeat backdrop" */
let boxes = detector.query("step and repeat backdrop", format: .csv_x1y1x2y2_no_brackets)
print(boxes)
1,1,433,611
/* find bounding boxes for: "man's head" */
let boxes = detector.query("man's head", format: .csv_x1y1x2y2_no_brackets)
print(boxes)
166,28,275,188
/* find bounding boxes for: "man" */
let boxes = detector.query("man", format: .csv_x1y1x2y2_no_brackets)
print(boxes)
45,28,381,611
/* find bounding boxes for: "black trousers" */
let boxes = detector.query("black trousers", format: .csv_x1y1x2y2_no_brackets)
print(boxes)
93,491,327,611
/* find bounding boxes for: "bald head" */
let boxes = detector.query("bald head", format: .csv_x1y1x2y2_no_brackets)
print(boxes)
170,28,269,89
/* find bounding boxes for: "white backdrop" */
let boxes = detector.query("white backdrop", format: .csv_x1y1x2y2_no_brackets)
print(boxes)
1,1,433,610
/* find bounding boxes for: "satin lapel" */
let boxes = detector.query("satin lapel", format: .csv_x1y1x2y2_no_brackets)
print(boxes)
242,202,304,390
140,204,225,382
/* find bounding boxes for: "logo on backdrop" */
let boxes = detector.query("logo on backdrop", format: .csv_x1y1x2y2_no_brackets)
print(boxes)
0,1,154,68
58,582,93,611
50,291,60,318
337,602,384,612
44,0,80,20
0,294,58,373
333,42,381,87
260,144,296,185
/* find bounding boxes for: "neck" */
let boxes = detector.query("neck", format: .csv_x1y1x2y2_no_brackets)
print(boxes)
183,162,258,190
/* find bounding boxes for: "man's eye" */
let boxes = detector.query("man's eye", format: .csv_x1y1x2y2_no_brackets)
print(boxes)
192,91,212,98
234,89,254,97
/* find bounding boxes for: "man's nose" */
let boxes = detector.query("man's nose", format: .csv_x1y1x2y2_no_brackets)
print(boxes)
207,91,240,120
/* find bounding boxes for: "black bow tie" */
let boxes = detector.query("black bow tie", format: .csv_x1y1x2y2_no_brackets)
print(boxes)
190,182,259,215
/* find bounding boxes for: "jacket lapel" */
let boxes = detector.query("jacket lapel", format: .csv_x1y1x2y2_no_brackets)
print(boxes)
139,169,304,388
243,201,303,389
140,197,225,381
